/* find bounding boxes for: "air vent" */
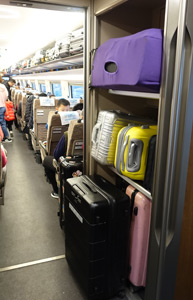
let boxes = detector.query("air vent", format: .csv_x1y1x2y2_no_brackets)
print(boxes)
9,1,33,7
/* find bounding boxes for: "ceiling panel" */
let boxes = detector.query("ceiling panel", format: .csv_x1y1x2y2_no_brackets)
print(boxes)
0,3,84,70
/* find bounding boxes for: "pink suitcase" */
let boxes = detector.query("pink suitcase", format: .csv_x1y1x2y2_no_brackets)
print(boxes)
126,185,152,290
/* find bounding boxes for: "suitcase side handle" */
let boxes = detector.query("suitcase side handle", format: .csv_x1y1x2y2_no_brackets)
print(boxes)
120,136,143,173
120,135,129,171
127,139,143,172
91,122,101,145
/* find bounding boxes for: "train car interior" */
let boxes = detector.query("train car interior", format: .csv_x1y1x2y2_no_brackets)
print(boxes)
0,1,193,300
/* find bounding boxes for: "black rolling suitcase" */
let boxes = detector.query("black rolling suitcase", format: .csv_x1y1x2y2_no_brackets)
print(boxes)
64,174,130,300
58,156,83,228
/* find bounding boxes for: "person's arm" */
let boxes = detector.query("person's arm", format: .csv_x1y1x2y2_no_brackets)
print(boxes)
53,135,66,161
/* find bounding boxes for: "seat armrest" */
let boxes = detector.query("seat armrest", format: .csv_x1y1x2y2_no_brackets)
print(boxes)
53,159,59,172
39,140,48,154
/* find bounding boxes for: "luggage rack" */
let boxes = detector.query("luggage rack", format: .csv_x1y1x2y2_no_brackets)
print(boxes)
110,166,152,200
10,54,83,75
109,89,160,100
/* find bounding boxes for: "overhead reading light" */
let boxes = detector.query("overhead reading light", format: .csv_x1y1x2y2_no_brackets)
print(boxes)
0,7,20,18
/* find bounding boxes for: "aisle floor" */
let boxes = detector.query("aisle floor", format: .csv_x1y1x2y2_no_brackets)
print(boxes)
0,129,85,300
0,129,141,300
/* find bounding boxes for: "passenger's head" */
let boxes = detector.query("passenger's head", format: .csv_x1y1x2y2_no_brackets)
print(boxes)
15,82,20,89
72,103,83,111
38,93,47,97
0,76,3,83
56,98,70,112
8,78,16,87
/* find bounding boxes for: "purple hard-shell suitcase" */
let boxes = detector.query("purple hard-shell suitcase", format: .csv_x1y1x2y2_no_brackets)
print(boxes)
126,185,152,290
91,28,163,92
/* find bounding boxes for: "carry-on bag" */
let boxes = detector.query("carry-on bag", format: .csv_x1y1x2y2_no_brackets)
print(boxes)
91,110,153,166
91,28,163,92
58,156,83,228
64,174,130,300
126,185,152,290
114,125,157,180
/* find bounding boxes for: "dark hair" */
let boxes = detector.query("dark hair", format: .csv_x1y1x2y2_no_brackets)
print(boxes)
73,103,83,111
0,75,3,83
38,93,47,97
57,98,70,108
9,78,16,84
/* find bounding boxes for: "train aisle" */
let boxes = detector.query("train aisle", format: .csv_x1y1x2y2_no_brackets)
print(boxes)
0,129,84,300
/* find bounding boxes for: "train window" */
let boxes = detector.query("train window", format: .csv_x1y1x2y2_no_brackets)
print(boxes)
70,85,83,99
2,76,9,81
39,83,46,93
31,82,36,90
51,83,62,97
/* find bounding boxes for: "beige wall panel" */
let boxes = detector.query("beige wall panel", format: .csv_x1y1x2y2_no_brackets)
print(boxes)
99,20,129,44
97,89,158,121
94,0,127,16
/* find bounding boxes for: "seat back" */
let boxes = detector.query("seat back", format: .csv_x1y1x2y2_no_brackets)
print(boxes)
11,88,16,102
33,98,56,144
66,119,83,156
21,94,27,121
17,92,26,123
46,111,69,156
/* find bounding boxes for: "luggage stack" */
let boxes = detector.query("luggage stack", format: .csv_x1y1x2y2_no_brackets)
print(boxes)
70,28,84,55
91,110,154,166
64,174,130,299
57,33,72,58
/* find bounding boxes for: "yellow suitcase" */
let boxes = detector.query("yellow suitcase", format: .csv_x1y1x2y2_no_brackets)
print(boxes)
114,125,157,180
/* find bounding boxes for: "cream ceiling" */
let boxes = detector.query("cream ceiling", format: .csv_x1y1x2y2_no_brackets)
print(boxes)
0,4,84,70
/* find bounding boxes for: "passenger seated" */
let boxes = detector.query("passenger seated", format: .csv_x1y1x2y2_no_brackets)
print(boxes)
45,98,70,131
43,105,83,199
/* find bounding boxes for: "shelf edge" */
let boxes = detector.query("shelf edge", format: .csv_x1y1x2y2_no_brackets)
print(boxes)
110,166,152,200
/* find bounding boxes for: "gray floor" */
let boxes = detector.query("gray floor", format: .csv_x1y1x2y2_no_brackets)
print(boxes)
0,129,85,300
0,129,141,300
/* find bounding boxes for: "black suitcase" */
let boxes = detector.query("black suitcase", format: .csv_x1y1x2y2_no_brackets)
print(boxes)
64,174,130,300
58,156,83,228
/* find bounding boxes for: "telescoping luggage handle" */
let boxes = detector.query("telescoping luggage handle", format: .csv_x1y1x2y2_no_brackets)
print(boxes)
119,136,143,173
91,122,101,145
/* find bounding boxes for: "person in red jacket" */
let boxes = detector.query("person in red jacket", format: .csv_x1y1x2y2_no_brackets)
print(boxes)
5,100,15,137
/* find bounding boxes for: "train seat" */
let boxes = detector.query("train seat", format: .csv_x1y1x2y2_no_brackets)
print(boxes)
30,98,56,153
20,94,27,131
39,111,69,162
53,119,83,193
66,119,83,157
